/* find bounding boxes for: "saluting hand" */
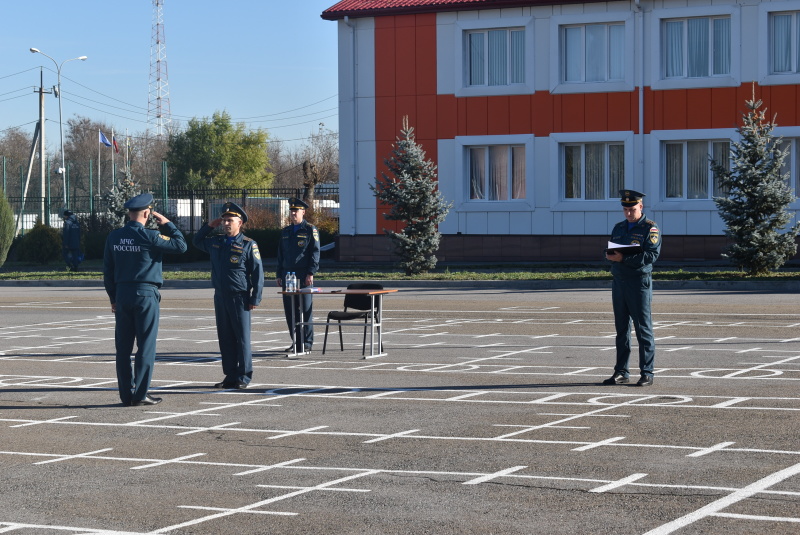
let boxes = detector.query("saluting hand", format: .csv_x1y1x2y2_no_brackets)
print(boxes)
151,211,170,225
209,218,222,228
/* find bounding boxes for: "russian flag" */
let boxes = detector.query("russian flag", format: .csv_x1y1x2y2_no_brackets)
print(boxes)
99,131,112,147
112,135,119,154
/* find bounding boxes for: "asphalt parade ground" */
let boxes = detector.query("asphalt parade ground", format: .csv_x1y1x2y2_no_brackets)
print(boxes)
1,284,799,534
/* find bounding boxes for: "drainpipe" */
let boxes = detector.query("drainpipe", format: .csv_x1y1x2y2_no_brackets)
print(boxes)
344,15,358,236
634,0,645,192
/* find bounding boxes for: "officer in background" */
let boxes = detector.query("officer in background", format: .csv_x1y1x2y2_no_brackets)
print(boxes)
61,209,82,271
276,198,320,352
194,202,264,389
103,193,187,406
603,190,661,387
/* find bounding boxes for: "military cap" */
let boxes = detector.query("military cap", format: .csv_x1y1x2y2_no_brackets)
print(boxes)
62,209,73,217
620,189,645,207
289,197,309,210
124,193,154,211
221,201,248,223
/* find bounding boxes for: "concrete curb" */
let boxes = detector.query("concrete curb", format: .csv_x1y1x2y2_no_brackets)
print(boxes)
1,279,799,292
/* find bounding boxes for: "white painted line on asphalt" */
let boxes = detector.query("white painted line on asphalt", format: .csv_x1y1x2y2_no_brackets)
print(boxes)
686,441,736,457
573,436,626,452
234,457,306,476
463,465,527,485
590,473,648,493
363,429,420,444
34,447,114,465
268,425,329,440
643,461,800,535
131,453,207,470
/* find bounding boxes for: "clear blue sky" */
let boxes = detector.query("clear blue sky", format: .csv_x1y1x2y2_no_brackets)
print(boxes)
0,0,339,149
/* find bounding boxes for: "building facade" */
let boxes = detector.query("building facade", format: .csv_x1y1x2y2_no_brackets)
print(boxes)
322,0,800,262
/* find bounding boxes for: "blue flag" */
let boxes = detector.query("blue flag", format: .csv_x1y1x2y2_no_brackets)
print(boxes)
99,130,112,147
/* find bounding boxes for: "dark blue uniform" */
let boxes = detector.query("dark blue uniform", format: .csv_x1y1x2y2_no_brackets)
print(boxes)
194,224,264,386
103,218,187,404
277,220,320,350
608,214,661,379
61,212,82,271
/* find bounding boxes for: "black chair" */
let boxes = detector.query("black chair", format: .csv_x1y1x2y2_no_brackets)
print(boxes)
322,283,384,355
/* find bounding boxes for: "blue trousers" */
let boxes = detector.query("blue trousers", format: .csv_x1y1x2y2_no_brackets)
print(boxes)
214,292,253,384
612,275,655,377
62,247,81,269
114,284,160,404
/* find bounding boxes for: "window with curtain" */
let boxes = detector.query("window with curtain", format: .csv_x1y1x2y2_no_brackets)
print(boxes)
770,11,800,74
562,142,625,200
664,140,730,199
466,28,525,86
562,23,624,83
775,138,797,192
663,16,730,78
468,145,526,201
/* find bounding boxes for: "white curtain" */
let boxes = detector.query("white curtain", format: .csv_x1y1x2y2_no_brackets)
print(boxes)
665,21,684,77
489,145,508,200
585,25,606,82
488,30,507,86
470,148,485,199
609,25,625,80
687,141,708,199
772,14,792,73
510,30,525,84
688,18,709,78
512,146,526,199
564,27,581,82
564,145,581,199
712,141,730,196
585,144,604,199
608,144,625,198
469,33,484,85
665,143,683,198
713,18,731,75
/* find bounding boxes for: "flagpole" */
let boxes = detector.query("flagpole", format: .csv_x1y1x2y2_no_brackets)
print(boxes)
125,128,130,177
97,129,101,193
111,128,116,186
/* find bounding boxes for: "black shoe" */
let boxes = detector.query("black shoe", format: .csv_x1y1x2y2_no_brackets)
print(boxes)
214,380,236,388
131,394,162,406
304,345,312,352
636,375,654,387
234,381,249,389
602,372,630,385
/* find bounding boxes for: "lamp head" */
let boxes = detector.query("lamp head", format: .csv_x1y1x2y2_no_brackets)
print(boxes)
78,56,87,61
30,47,40,54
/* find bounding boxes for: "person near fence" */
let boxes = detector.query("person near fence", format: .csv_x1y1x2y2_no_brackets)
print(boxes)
193,202,264,389
276,197,320,352
603,190,661,387
61,210,83,271
103,193,188,406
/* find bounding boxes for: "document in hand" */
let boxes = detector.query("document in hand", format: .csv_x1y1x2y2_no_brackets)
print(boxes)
605,241,642,255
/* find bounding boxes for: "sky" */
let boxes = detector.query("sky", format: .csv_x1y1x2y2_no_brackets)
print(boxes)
0,0,340,150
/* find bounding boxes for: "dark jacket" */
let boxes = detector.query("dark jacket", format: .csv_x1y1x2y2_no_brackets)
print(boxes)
609,214,661,278
62,214,81,249
276,220,320,280
193,225,264,307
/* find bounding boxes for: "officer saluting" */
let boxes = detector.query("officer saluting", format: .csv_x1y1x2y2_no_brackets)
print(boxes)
103,193,187,406
276,197,320,352
603,190,661,387
193,202,264,389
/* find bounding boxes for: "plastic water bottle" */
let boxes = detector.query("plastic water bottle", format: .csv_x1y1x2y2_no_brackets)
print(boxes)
287,272,296,292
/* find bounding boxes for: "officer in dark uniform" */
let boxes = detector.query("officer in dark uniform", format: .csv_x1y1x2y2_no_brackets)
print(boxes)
194,202,264,388
103,193,187,406
603,190,661,387
276,198,320,352
61,209,82,271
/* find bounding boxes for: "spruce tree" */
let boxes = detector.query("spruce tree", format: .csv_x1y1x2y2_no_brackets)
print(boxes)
712,91,799,276
0,191,15,268
371,117,452,275
103,178,161,229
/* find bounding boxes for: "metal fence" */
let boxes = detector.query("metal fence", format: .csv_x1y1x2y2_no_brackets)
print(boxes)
5,185,339,235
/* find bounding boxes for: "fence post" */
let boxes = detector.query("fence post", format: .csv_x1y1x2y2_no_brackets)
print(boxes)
45,156,51,227
89,159,94,219
242,189,248,209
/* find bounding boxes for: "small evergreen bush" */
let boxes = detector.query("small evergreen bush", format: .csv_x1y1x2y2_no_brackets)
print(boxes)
18,219,62,264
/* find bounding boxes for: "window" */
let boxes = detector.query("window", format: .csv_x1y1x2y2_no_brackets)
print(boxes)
562,143,624,200
562,23,624,83
469,145,526,200
466,28,525,87
770,11,800,74
664,140,730,199
776,138,798,192
663,16,731,78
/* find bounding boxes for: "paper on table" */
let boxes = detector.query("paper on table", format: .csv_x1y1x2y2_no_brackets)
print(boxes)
605,241,642,255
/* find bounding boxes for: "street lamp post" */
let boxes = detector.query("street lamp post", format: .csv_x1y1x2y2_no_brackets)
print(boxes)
30,48,87,208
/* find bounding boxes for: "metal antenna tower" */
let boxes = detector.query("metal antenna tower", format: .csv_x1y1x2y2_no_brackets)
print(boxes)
148,0,171,136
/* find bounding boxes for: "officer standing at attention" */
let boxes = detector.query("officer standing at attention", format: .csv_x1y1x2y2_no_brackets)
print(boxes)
603,190,661,387
276,198,320,352
103,193,187,406
193,202,264,389
61,209,82,271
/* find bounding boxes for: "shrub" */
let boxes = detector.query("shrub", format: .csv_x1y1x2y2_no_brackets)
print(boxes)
0,192,14,268
18,219,62,264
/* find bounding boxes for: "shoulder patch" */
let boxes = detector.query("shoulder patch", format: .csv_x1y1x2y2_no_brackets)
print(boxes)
159,235,171,241
312,228,319,242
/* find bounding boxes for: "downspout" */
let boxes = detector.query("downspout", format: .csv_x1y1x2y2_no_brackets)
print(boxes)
634,0,645,192
344,15,358,236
